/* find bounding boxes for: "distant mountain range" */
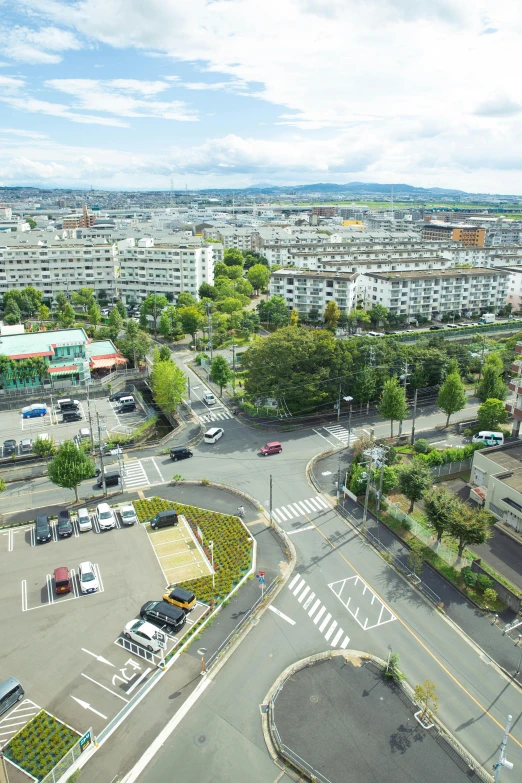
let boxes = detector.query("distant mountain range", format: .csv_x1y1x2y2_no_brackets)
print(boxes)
245,181,467,195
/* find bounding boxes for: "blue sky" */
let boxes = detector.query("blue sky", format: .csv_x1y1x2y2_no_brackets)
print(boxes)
0,1,521,192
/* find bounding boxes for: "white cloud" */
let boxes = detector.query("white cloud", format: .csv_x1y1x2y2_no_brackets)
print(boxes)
1,25,82,64
0,74,26,92
0,128,48,139
2,95,129,126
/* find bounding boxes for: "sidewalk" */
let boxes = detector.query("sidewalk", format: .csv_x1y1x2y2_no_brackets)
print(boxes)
313,452,522,686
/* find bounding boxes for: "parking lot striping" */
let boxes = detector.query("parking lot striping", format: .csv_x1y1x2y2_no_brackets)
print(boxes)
71,696,107,720
52,522,58,542
46,573,54,604
92,515,100,534
21,580,27,611
81,649,115,666
71,569,79,598
286,525,315,536
81,674,129,702
73,518,80,537
268,606,296,625
94,563,104,593
328,576,396,630
0,699,41,747
125,668,152,696
31,527,35,547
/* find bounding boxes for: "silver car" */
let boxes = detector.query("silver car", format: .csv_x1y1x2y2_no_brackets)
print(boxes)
77,507,92,532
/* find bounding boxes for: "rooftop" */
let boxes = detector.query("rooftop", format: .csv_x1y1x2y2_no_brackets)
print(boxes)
475,441,522,493
0,328,88,358
365,267,510,281
271,269,357,281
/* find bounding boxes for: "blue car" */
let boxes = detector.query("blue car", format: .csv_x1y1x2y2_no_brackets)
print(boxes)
21,404,47,419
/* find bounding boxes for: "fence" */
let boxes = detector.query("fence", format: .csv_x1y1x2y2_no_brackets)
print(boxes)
40,728,92,783
386,501,471,570
430,457,472,478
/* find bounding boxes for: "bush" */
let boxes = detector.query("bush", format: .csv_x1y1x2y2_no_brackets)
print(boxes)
483,588,498,604
414,439,430,454
476,574,493,592
461,567,477,587
195,353,209,365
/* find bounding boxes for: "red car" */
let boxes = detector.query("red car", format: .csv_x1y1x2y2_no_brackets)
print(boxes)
260,441,282,456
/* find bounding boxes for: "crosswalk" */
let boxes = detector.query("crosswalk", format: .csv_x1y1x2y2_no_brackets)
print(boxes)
200,409,233,423
323,424,353,445
288,574,350,649
272,495,330,525
0,699,40,748
122,460,149,489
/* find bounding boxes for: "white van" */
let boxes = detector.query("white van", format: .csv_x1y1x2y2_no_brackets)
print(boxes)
204,427,224,444
117,395,135,407
472,431,504,447
204,391,216,405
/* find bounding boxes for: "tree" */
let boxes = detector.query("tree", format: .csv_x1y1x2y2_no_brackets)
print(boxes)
378,377,408,437
337,311,350,330
448,506,494,559
224,265,244,280
397,458,432,513
57,302,76,328
179,306,203,342
437,369,467,427
47,441,95,503
88,302,101,327
26,216,37,229
289,308,299,326
55,291,68,314
158,344,171,362
210,355,232,394
217,297,243,314
369,303,389,326
33,436,57,458
257,296,290,329
199,283,218,300
118,319,151,367
108,307,123,340
38,304,50,325
140,293,168,335
423,487,459,543
176,292,197,309
477,398,509,431
353,366,376,407
72,287,95,312
150,356,186,416
414,680,438,720
243,250,269,269
214,262,230,278
383,652,405,683
476,364,507,402
224,248,244,267
4,299,21,325
324,300,341,329
247,264,270,292
234,278,253,297
115,300,127,318
158,306,182,340
308,308,321,324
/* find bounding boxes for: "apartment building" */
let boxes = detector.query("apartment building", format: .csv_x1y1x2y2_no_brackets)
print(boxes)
118,238,214,304
422,220,486,246
269,269,358,314
360,267,510,319
0,235,119,301
470,442,522,531
213,227,254,251
311,206,337,218
506,339,522,438
62,205,96,230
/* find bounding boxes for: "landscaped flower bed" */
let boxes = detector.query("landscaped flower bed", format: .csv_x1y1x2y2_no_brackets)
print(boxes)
134,497,253,603
5,710,80,781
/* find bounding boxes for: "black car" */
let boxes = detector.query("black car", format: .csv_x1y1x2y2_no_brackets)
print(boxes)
3,439,17,457
62,411,82,423
117,402,136,413
57,510,73,538
109,390,130,402
140,600,186,634
170,447,193,461
35,514,52,544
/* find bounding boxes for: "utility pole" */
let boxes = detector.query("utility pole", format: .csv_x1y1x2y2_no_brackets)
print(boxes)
377,449,386,514
362,451,373,531
398,359,409,437
478,336,486,381
410,388,418,446
347,400,353,449
232,333,236,396
206,302,213,361
493,714,513,782
86,387,95,455
337,383,342,422
96,412,106,497
269,474,273,528
337,453,342,502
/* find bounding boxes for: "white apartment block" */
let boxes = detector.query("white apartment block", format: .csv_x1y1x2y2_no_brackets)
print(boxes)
0,235,119,302
360,268,510,319
502,267,522,312
213,227,254,251
269,269,358,314
118,238,214,304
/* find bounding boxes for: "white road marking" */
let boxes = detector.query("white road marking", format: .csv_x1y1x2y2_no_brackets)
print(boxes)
81,674,128,702
288,573,301,590
293,578,305,596
328,576,396,630
314,606,326,625
94,563,104,593
81,649,115,666
125,667,152,695
21,580,27,611
298,586,310,604
46,574,54,604
268,606,296,625
308,599,321,618
286,525,314,536
303,592,315,610
324,620,337,641
331,628,344,647
313,428,337,446
150,457,164,481
340,636,350,650
71,696,107,719
319,613,332,633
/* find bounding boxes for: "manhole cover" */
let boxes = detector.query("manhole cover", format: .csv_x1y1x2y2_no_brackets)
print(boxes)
310,694,320,703
194,732,210,747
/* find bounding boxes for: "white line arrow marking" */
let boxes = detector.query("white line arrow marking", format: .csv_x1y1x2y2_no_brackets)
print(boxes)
81,648,115,666
71,696,107,719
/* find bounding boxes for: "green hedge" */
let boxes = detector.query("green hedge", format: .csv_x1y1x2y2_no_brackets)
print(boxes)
417,441,485,466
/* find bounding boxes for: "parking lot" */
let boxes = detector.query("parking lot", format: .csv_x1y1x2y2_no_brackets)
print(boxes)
0,392,148,456
0,503,207,739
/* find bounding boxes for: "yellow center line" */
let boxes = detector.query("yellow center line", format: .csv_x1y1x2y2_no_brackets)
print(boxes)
303,511,522,748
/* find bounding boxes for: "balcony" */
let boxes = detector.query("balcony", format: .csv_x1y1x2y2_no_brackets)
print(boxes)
505,400,522,419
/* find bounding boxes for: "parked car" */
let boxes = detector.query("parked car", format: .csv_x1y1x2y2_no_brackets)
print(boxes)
119,505,137,526
19,439,33,454
78,561,99,594
78,428,91,440
169,446,193,461
260,441,282,456
96,502,116,530
96,471,120,489
54,566,71,594
123,619,167,652
162,586,196,612
77,507,92,532
117,402,136,413
149,510,178,530
21,404,47,419
62,411,82,423
139,600,186,634
109,390,131,402
3,439,17,457
0,678,24,717
57,398,80,411
57,509,73,538
35,514,52,544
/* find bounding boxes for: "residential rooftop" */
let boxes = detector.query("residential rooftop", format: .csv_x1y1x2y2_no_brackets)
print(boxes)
0,328,89,358
364,267,510,281
271,269,357,280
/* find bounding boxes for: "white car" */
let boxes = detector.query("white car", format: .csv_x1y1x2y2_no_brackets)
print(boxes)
119,505,137,526
123,619,166,652
203,391,216,405
78,561,99,594
77,507,92,532
96,502,116,530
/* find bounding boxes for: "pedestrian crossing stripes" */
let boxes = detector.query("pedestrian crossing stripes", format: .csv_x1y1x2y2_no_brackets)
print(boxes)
200,409,233,423
122,460,149,489
272,495,329,524
323,424,353,445
0,699,40,748
288,573,350,650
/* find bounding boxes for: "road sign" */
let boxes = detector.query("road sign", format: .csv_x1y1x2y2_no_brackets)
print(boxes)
79,730,92,753
259,576,265,584
259,571,265,577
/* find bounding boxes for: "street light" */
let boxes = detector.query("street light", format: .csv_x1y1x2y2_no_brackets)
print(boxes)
493,714,514,782
343,396,353,448
197,647,207,676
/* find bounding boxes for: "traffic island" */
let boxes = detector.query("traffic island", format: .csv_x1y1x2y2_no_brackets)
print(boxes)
264,652,489,783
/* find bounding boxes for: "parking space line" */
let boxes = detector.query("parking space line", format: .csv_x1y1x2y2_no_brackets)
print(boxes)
52,522,58,542
125,668,152,696
46,574,54,604
71,568,79,598
21,580,27,611
31,527,35,547
73,518,80,537
81,674,129,702
94,563,104,592
92,516,100,534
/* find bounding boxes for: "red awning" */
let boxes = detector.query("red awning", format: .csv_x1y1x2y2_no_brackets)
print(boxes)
89,356,127,369
48,365,78,374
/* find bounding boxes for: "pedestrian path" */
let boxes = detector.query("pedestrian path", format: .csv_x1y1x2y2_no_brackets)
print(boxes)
288,573,350,649
122,460,150,489
323,424,353,445
272,495,330,524
200,409,233,423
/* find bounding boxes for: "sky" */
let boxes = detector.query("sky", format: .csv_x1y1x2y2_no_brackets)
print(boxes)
0,0,521,193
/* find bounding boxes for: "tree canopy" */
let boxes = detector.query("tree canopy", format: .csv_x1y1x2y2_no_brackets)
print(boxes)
247,264,270,291
378,377,408,437
477,398,509,431
150,352,186,416
397,458,432,513
210,355,232,393
47,441,95,503
437,369,467,426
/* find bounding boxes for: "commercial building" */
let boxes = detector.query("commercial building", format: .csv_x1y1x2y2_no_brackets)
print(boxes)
269,269,358,314
422,220,485,246
470,442,522,532
360,267,510,320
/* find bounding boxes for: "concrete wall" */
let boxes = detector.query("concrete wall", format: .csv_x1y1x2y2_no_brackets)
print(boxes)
471,558,521,613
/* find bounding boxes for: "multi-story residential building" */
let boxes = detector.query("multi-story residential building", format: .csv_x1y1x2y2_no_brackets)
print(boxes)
311,206,337,218
506,340,522,438
422,220,486,246
470,442,522,532
0,235,119,302
269,269,358,315
360,267,510,320
118,238,214,304
62,205,96,230
213,227,254,251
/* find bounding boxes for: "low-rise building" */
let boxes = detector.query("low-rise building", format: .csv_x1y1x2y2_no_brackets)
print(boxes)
269,269,358,314
506,340,522,437
470,442,522,532
422,220,486,246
